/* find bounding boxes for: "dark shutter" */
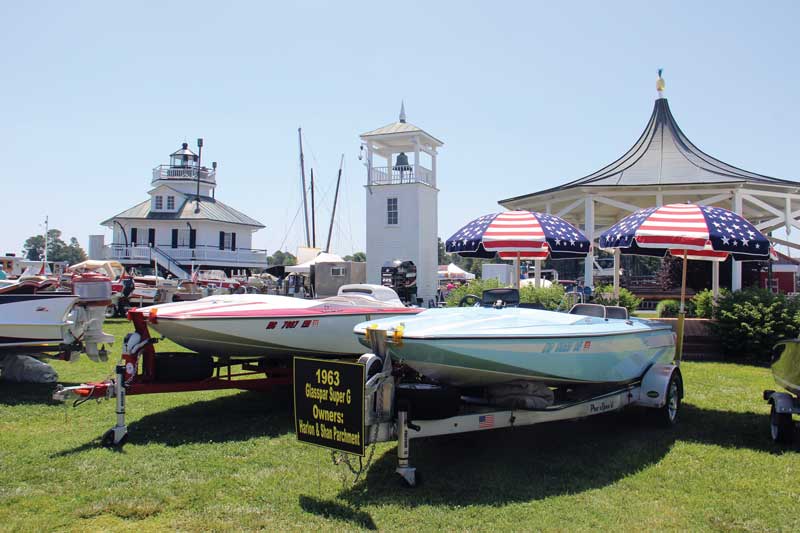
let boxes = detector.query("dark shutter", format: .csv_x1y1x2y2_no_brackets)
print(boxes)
231,233,237,251
171,229,178,248
219,231,225,250
148,228,156,247
130,228,138,245
189,229,196,249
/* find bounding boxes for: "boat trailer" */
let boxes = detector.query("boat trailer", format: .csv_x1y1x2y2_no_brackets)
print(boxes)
53,311,291,447
358,329,683,487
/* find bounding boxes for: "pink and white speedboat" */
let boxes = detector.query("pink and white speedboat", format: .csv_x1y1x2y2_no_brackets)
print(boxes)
135,284,421,359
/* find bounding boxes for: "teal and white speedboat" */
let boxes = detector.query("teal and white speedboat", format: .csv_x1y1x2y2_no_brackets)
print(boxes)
354,302,675,387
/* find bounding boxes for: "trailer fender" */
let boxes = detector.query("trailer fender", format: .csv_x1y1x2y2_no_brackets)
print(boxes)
635,363,682,409
765,390,796,414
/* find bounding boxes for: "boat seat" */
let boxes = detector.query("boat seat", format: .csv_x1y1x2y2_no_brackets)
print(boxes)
568,303,606,318
605,306,629,320
481,288,519,307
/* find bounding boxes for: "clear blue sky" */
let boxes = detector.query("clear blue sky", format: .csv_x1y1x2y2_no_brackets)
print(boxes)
1,1,798,257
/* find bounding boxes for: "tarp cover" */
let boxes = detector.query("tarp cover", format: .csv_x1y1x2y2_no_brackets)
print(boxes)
285,252,346,274
0,355,58,383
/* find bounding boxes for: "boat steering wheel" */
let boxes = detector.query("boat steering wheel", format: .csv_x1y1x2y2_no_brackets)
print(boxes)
458,294,481,307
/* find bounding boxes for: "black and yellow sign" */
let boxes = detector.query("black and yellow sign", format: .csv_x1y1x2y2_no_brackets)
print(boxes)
293,357,365,456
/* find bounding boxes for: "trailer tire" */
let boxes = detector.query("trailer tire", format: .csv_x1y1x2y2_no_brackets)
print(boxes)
101,429,126,448
154,353,214,382
654,370,681,427
104,305,117,319
770,403,794,444
396,383,460,420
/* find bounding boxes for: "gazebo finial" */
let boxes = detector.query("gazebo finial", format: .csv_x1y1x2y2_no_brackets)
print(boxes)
656,68,666,99
399,100,406,123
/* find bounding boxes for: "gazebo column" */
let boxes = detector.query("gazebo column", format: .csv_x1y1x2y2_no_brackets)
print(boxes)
732,191,743,291
584,197,595,288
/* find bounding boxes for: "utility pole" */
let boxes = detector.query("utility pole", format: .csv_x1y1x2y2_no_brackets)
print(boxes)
195,138,203,214
43,215,49,264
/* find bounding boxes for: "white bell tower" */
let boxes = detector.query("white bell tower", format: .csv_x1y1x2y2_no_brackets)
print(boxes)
360,103,443,306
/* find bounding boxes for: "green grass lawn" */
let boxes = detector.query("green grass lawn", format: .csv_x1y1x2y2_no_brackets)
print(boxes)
1,319,799,531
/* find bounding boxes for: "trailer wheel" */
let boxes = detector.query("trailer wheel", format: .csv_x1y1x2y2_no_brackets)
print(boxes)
655,371,681,427
100,429,127,448
770,403,794,444
104,305,117,319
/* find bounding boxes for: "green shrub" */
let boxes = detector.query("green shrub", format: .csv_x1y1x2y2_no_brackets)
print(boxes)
656,299,681,318
444,279,565,309
592,284,642,314
709,288,800,360
444,278,502,307
519,283,566,310
691,288,730,319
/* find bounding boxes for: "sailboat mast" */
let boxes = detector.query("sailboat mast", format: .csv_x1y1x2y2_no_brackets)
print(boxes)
325,154,344,253
310,168,316,248
298,128,311,247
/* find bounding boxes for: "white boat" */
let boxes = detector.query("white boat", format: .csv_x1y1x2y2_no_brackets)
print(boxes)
354,294,675,387
0,275,115,361
136,284,421,359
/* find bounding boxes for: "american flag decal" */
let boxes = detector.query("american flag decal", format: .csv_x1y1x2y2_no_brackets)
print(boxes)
446,210,590,260
478,414,495,429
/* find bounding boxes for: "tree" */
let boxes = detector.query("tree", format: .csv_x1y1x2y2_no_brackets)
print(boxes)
268,250,297,266
22,229,87,264
438,237,448,265
344,252,366,262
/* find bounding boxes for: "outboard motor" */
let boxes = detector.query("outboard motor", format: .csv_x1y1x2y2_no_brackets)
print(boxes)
72,272,116,361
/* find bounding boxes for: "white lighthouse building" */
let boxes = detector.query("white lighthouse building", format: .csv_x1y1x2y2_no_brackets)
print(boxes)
98,141,266,277
360,104,443,305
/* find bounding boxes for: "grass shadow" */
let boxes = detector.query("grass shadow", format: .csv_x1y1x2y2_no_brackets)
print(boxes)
125,388,294,446
340,403,797,506
53,387,294,456
298,495,376,530
0,382,83,406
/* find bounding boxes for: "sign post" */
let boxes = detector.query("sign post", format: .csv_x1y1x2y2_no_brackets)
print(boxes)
293,357,365,456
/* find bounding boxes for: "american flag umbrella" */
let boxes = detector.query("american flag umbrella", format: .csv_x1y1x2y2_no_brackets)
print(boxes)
600,203,771,261
446,210,590,260
600,203,771,362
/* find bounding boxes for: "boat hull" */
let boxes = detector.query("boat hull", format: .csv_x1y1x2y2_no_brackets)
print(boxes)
380,331,675,386
355,307,675,387
0,294,78,354
772,340,800,396
151,310,419,359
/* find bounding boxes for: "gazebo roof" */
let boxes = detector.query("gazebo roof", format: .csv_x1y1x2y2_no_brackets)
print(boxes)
501,97,798,205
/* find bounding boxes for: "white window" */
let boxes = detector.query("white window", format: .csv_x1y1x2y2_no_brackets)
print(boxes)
331,266,345,277
178,229,191,246
154,196,163,210
167,196,175,210
223,232,232,249
387,197,398,225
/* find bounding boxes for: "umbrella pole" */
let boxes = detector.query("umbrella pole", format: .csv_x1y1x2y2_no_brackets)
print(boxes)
675,251,688,364
613,248,621,303
515,252,521,289
535,259,541,288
